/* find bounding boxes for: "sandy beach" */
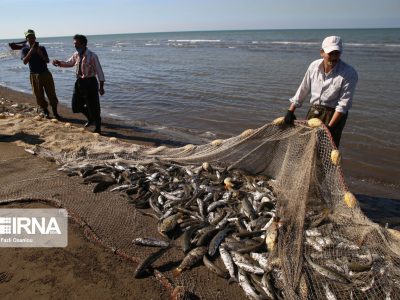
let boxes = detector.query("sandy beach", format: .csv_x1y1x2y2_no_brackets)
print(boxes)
0,86,247,299
1,85,400,299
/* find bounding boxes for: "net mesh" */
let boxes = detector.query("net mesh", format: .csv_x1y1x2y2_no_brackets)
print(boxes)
1,105,400,299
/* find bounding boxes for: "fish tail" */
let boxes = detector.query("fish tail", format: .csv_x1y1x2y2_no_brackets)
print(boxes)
228,277,238,284
172,268,182,278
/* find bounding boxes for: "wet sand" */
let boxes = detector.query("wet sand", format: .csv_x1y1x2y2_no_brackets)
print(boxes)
1,86,400,298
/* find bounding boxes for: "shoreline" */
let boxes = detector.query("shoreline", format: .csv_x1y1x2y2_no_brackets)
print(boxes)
1,85,399,199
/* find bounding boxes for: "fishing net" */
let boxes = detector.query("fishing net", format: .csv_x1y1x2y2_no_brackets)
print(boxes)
1,101,400,300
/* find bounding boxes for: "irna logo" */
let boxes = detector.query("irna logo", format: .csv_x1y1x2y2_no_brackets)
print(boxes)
0,209,67,247
0,217,61,235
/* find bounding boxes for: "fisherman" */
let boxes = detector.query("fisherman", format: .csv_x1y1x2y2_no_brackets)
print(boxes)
21,29,61,119
52,34,105,134
283,36,358,147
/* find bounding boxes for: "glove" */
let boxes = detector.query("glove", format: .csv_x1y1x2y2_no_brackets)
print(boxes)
284,110,296,124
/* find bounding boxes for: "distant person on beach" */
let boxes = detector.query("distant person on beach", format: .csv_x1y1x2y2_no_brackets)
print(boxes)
20,29,61,119
52,34,105,134
283,36,358,147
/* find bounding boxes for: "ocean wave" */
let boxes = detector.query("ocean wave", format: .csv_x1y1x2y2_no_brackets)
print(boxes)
38,42,64,45
346,42,400,48
270,41,318,45
167,39,221,43
0,52,16,60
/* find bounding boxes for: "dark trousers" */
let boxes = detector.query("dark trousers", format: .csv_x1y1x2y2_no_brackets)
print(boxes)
72,77,101,127
306,105,348,147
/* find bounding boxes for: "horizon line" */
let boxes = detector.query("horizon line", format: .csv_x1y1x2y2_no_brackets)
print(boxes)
1,26,399,41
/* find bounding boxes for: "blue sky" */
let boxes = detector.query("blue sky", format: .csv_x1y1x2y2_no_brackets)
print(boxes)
0,0,399,39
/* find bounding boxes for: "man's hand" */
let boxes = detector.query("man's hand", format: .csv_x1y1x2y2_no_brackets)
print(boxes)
52,59,61,67
284,110,296,124
99,81,105,95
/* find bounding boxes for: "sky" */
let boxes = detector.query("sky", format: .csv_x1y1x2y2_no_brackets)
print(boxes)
0,0,399,40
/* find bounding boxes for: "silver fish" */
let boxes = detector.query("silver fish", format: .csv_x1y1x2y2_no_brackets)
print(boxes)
132,237,170,248
305,255,349,284
202,255,229,279
250,252,269,270
238,269,264,300
231,251,264,275
173,246,208,277
323,284,337,300
219,246,237,283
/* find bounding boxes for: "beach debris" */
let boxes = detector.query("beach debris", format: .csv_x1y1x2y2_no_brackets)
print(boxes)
24,148,36,155
110,137,118,143
307,118,322,128
344,191,357,208
331,149,341,165
33,115,43,121
0,114,6,119
64,122,72,128
51,118,58,123
15,113,24,119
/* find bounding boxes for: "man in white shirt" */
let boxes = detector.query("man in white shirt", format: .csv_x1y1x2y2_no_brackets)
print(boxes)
53,34,105,134
284,36,358,147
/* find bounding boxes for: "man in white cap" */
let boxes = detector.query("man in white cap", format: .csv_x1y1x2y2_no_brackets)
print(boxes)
283,36,358,147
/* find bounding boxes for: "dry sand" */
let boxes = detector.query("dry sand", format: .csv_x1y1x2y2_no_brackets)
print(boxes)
1,86,400,299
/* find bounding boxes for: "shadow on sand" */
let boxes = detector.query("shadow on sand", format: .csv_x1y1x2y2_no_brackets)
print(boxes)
57,116,187,147
0,132,44,145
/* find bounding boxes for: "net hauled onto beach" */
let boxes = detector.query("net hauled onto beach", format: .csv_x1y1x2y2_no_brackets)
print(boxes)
1,107,400,299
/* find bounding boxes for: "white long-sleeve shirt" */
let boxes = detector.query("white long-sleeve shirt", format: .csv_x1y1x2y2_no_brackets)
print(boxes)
59,48,105,82
289,59,358,113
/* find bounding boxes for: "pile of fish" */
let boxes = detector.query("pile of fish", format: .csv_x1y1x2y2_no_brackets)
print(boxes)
58,159,399,299
303,222,398,299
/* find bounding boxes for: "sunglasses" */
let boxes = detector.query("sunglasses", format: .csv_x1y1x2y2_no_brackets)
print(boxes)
328,51,341,56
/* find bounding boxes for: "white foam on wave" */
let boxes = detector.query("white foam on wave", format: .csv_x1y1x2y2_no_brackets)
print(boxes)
270,41,317,45
346,42,400,48
38,42,64,45
168,39,221,43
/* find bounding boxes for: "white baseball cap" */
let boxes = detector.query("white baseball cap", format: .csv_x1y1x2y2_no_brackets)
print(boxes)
322,36,342,53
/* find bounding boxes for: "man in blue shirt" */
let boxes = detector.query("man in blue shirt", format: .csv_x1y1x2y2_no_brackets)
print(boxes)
21,29,60,119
